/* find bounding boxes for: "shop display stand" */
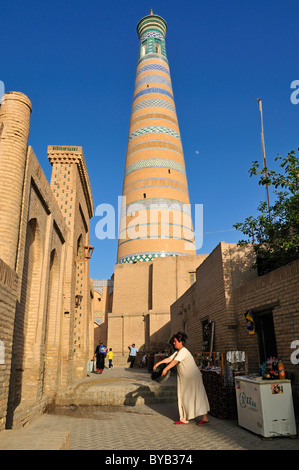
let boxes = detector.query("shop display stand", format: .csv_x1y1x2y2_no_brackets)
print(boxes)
194,352,248,419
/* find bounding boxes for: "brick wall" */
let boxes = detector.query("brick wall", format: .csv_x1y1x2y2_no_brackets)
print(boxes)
0,92,94,430
0,260,18,431
234,259,299,399
5,148,70,428
171,243,257,353
48,146,94,382
170,242,299,406
109,254,207,355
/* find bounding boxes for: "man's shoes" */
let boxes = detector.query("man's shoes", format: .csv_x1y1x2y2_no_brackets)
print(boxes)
174,421,189,425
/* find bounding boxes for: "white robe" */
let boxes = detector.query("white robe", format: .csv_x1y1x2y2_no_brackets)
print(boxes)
170,347,210,421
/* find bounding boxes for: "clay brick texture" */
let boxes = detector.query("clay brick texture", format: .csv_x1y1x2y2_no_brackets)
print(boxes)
0,93,94,430
171,242,299,404
108,254,207,358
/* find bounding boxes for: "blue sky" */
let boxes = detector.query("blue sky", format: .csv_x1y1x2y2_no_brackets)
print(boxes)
1,0,298,279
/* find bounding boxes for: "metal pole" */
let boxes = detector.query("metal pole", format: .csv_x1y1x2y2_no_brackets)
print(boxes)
256,98,271,218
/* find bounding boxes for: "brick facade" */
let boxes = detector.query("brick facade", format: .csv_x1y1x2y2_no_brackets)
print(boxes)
170,242,299,406
0,92,94,430
92,279,113,350
0,260,18,431
233,259,299,396
108,254,207,361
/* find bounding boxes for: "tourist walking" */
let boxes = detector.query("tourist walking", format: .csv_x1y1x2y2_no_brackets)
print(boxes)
128,343,138,368
94,340,108,374
153,331,210,425
107,348,114,369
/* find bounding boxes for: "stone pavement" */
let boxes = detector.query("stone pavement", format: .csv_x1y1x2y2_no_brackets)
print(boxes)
0,366,298,451
54,364,178,407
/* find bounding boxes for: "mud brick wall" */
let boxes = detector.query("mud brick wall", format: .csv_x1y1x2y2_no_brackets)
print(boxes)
234,259,299,400
170,243,257,353
0,260,18,431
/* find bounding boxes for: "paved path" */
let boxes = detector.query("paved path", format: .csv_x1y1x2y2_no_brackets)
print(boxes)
43,402,299,451
1,367,298,451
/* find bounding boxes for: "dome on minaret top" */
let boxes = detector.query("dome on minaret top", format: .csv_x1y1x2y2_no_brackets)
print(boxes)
137,10,167,39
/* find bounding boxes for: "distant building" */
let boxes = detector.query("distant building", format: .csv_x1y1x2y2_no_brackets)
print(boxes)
92,279,113,347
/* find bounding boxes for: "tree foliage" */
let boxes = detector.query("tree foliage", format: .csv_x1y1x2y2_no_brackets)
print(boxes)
233,149,299,275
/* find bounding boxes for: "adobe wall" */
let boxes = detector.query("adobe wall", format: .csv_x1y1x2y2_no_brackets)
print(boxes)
0,260,18,431
171,242,257,352
234,259,299,399
6,147,70,429
0,93,94,430
92,280,113,350
48,145,94,381
170,243,299,404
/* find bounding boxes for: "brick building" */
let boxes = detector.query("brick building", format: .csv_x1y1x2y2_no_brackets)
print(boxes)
0,92,94,430
109,254,208,362
170,242,299,407
92,279,113,348
105,11,203,357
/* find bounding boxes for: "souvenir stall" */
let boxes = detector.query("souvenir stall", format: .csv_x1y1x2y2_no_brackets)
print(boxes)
194,351,248,419
193,320,248,419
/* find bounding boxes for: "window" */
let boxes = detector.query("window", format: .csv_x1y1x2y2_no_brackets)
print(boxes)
141,43,147,57
189,272,196,285
155,42,161,54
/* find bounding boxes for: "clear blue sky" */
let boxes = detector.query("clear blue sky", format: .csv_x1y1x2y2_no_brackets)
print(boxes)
2,0,298,279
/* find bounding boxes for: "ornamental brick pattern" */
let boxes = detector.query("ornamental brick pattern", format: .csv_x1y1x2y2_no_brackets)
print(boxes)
0,92,94,431
117,11,196,265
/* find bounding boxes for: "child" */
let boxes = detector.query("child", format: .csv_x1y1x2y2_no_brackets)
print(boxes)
107,348,114,369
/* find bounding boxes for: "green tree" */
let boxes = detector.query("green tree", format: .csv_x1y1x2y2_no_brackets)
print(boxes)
233,149,299,275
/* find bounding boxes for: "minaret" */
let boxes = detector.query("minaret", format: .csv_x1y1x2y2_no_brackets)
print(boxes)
0,92,32,269
117,11,196,264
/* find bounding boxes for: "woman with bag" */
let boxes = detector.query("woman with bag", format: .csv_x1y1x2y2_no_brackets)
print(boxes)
94,340,108,374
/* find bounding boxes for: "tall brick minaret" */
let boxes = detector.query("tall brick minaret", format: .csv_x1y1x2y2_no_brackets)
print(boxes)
117,10,196,264
0,92,32,269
